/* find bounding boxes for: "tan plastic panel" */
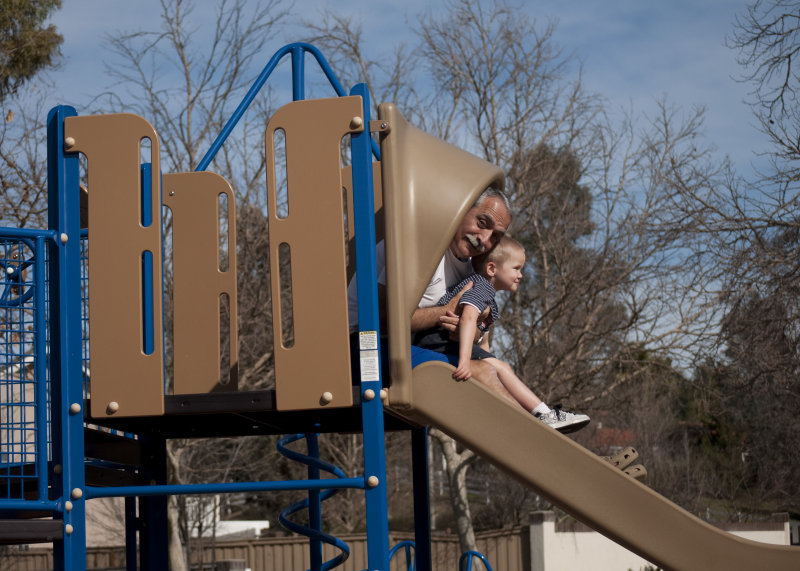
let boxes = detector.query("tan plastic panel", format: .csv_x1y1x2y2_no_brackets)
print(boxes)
378,102,504,406
267,96,363,411
65,114,164,418
163,172,239,394
404,363,800,571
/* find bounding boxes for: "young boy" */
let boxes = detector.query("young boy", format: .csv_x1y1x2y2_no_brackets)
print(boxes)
412,236,590,433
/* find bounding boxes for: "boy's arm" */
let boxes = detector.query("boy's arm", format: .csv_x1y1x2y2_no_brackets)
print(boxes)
453,304,480,381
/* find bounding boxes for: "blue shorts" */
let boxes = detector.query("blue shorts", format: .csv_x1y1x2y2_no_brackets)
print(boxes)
411,344,454,367
411,329,495,362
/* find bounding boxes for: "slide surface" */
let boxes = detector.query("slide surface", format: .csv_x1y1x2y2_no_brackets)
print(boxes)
396,362,800,571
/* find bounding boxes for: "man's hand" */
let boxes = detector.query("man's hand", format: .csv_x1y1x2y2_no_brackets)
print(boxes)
440,310,460,334
411,281,473,332
440,299,490,346
438,281,473,334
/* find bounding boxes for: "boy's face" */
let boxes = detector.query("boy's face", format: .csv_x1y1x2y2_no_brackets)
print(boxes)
492,249,525,292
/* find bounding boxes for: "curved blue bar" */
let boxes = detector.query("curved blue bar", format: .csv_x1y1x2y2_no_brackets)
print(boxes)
388,540,416,571
277,434,351,570
196,42,348,172
459,550,494,571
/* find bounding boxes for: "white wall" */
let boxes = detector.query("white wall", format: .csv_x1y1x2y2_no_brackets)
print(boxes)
529,511,791,571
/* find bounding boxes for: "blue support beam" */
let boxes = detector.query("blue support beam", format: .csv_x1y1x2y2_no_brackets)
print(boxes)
47,105,87,571
139,437,169,570
412,427,433,571
34,235,49,502
350,82,391,571
306,433,324,571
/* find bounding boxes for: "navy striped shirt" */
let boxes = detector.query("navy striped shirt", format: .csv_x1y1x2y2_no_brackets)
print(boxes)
437,273,499,332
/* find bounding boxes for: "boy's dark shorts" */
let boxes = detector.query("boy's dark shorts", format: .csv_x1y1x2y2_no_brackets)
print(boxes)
410,330,496,361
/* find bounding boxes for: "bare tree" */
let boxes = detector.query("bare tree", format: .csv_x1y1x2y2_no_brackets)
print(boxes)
309,0,738,547
664,0,800,517
414,0,734,547
429,428,479,553
100,1,291,566
302,11,422,118
0,87,53,228
729,0,800,181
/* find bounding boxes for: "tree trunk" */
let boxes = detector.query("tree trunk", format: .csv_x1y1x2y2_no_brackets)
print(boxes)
168,495,188,571
431,428,477,554
167,443,188,571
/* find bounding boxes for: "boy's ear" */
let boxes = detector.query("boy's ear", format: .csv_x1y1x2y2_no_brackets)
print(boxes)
485,261,497,276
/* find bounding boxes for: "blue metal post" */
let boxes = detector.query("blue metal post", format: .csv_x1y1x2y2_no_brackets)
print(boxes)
350,83,390,570
291,44,305,101
412,427,433,571
34,235,49,502
139,437,169,569
47,105,87,571
306,432,323,571
124,496,139,570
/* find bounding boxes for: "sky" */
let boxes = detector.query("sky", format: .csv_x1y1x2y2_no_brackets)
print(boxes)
39,0,763,176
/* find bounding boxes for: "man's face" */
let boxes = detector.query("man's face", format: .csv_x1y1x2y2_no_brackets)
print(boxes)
449,196,511,259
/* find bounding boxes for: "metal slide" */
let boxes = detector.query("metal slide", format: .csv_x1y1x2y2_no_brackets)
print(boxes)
395,361,800,571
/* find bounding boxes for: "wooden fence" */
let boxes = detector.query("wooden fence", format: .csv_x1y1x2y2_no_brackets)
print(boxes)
3,527,529,571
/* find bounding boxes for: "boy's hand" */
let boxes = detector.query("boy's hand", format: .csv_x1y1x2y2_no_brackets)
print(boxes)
452,361,471,381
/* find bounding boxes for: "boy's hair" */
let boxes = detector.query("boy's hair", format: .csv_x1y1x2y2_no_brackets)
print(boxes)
472,235,525,274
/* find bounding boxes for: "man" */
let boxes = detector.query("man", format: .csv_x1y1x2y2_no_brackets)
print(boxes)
349,187,517,404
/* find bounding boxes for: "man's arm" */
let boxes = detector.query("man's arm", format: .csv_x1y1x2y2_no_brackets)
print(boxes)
409,281,473,332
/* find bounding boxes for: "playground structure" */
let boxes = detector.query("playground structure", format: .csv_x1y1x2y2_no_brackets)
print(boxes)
1,43,799,571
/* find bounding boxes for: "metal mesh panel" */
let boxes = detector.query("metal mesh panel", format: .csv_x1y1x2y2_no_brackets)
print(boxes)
0,234,49,501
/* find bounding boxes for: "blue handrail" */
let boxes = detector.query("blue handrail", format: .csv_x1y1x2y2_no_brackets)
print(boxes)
196,42,379,173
